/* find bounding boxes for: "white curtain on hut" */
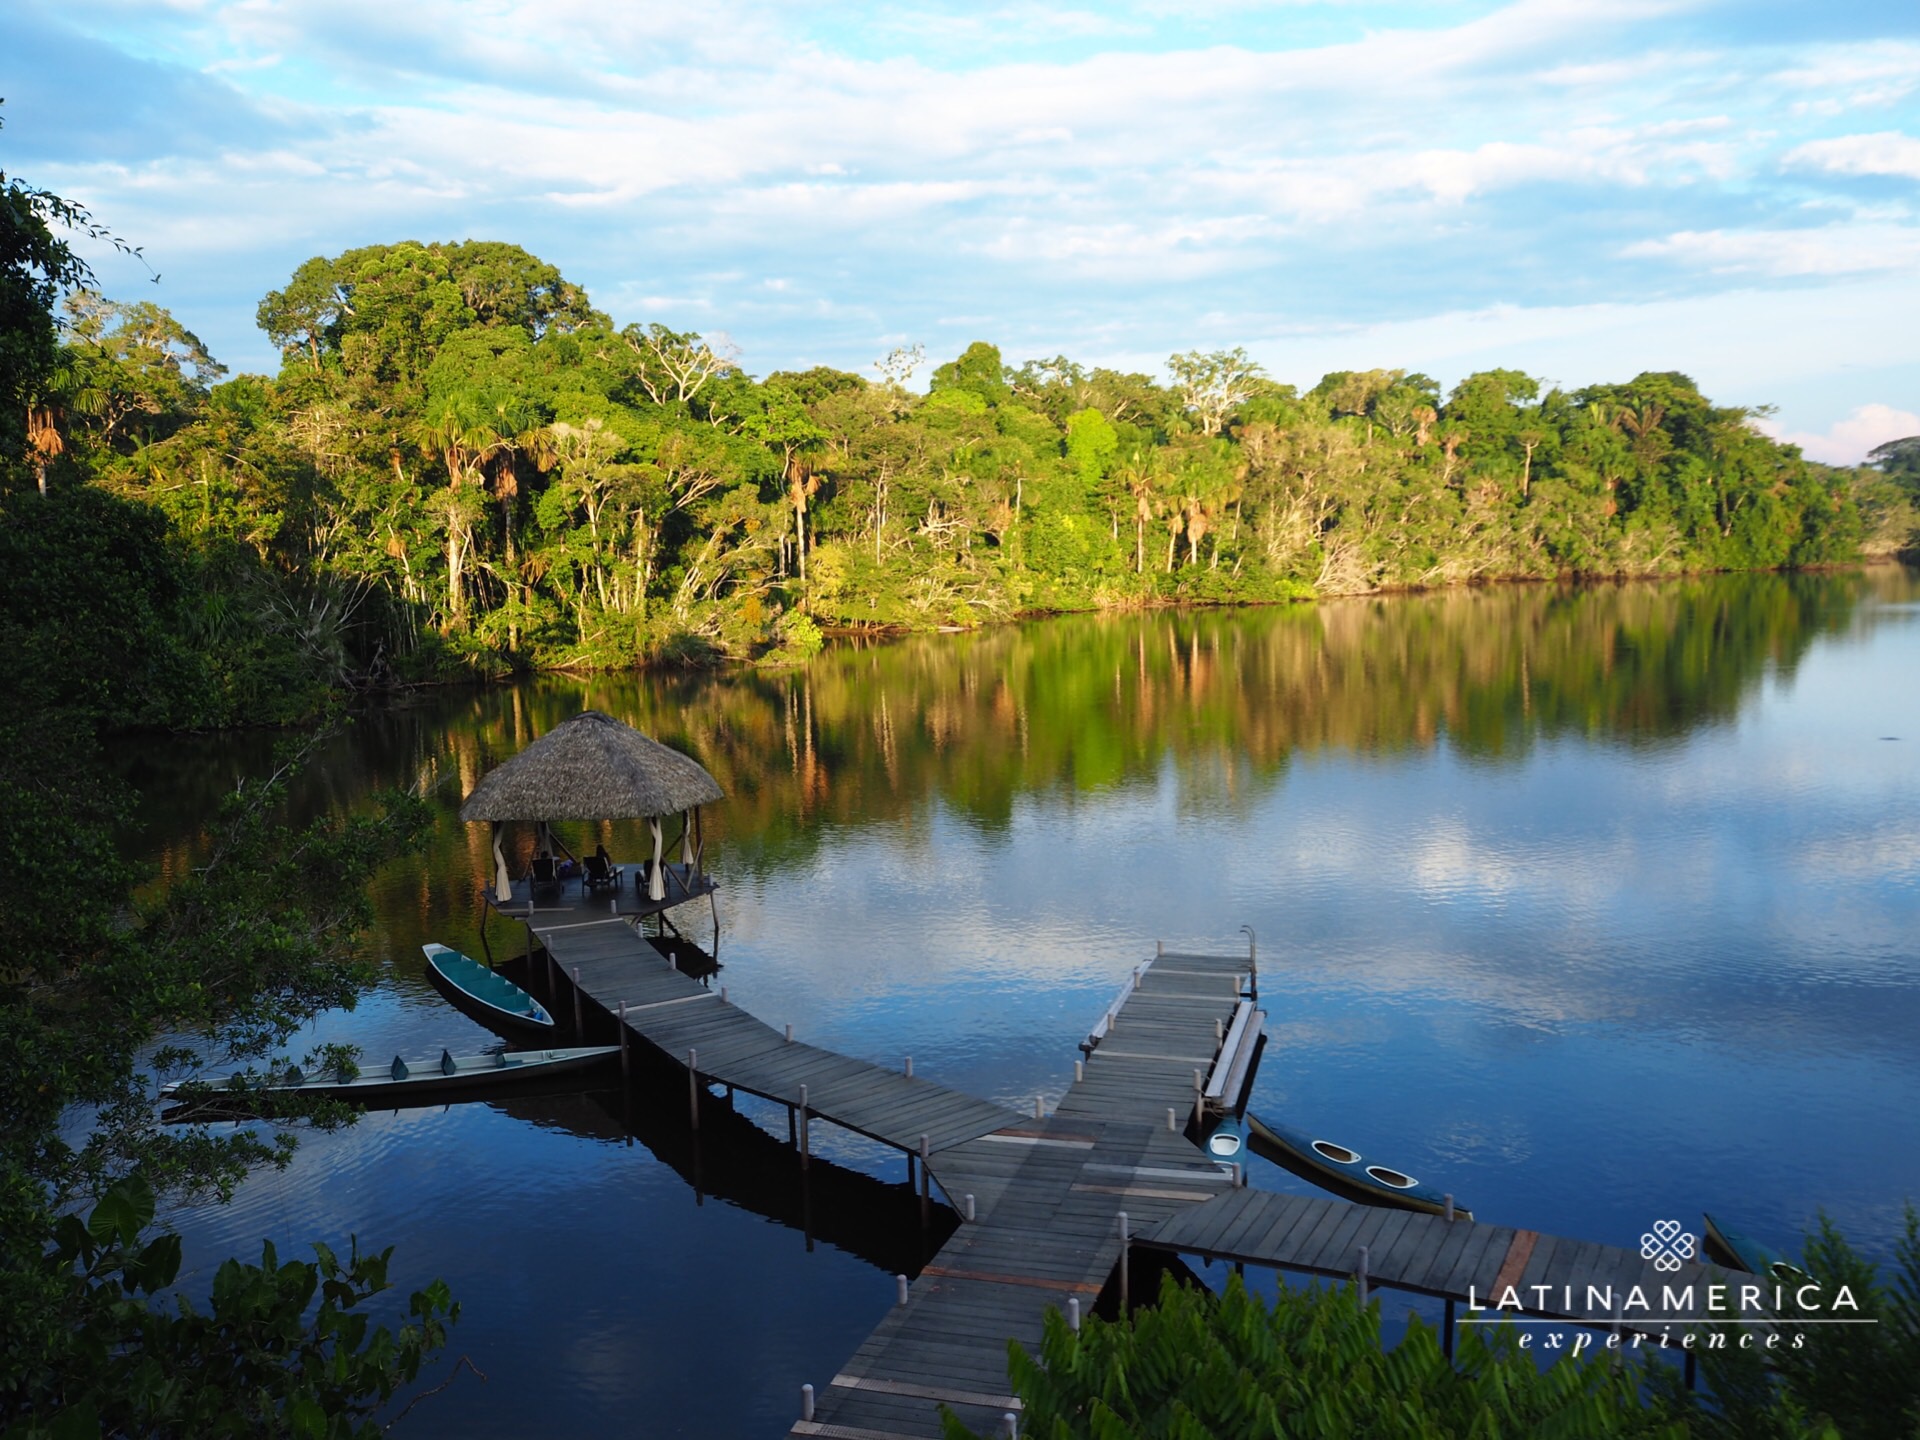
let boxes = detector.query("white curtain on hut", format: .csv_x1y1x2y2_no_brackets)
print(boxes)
491,823,512,902
648,817,666,901
680,809,694,867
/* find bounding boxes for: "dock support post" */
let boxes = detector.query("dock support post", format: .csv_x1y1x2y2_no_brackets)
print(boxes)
785,1023,794,1043
1357,1245,1370,1305
918,1134,930,1226
964,1194,975,1222
1067,1296,1080,1332
1192,1069,1204,1130
1444,1193,1455,1222
572,967,584,1035
788,1104,797,1147
1117,1211,1130,1313
1167,1107,1177,1133
1002,1413,1017,1437
687,1049,699,1130
896,1274,909,1307
720,986,727,1004
799,1085,810,1168
1684,1347,1697,1391
800,1384,814,1422
1444,1299,1456,1359
1241,924,1257,1001
1074,1060,1084,1084
618,1001,630,1083
1156,939,1163,957
904,1055,913,1078
1034,1095,1044,1121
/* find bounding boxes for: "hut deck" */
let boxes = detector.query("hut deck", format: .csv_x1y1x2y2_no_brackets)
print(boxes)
1134,1188,1766,1338
486,861,716,925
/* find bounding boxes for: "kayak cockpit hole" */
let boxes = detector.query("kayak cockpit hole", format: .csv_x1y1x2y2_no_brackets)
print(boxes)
1208,1133,1241,1156
1312,1140,1360,1164
1365,1165,1418,1189
1770,1262,1808,1283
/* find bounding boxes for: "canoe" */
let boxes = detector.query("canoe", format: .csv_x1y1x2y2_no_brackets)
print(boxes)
1204,1114,1248,1164
164,1045,622,1111
424,942,556,1040
1702,1212,1805,1282
1245,1111,1472,1220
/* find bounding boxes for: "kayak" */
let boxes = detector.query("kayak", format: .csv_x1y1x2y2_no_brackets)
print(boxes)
1246,1110,1471,1220
424,942,556,1040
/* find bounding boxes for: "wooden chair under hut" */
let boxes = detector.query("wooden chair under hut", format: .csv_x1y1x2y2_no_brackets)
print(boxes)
459,710,726,961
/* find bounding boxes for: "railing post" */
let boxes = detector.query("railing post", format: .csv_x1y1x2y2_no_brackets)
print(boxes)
572,966,584,1034
1074,1059,1084,1083
1118,1211,1130,1314
918,1133,930,1225
1444,1193,1455,1222
1067,1296,1081,1332
896,1274,909,1306
687,1048,699,1130
800,1383,814,1422
799,1084,810,1167
1357,1244,1369,1305
618,1000,630,1082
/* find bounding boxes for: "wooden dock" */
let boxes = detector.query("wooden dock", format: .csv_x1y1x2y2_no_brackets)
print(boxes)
486,887,1757,1436
494,885,1264,1440
1134,1187,1766,1344
791,949,1261,1439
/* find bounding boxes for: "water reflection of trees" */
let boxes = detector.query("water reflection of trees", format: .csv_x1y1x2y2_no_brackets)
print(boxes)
125,571,1883,898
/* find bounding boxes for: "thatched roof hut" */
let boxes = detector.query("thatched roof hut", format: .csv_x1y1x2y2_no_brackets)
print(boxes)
460,710,723,822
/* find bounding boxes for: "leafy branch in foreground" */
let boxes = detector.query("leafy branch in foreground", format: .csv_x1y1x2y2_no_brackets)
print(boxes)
945,1271,1686,1439
4,1174,461,1440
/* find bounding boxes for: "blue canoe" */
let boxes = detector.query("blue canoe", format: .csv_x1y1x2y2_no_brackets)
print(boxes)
1702,1213,1805,1282
1246,1111,1471,1220
1204,1114,1249,1164
424,942,556,1041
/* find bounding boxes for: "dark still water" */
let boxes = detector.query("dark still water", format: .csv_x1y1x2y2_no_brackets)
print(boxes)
133,568,1920,1437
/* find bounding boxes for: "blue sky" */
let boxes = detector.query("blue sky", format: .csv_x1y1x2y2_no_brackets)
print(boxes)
7,0,1918,461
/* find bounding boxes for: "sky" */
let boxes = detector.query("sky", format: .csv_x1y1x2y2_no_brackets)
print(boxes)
6,0,1919,463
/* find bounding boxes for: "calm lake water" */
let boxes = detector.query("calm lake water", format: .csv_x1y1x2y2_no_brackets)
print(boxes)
133,568,1920,1437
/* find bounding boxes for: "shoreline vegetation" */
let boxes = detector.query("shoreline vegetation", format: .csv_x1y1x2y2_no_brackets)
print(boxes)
18,237,1919,729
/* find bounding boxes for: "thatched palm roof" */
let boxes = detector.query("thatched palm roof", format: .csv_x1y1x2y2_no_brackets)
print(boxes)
459,710,724,822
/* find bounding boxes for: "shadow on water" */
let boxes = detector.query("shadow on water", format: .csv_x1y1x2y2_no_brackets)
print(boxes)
488,1067,956,1279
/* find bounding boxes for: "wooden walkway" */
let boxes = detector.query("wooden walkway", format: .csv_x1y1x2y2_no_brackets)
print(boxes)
793,949,1262,1439
1134,1189,1765,1337
532,914,1021,1154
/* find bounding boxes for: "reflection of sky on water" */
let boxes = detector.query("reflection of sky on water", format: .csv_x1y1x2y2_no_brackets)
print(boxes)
146,574,1920,1436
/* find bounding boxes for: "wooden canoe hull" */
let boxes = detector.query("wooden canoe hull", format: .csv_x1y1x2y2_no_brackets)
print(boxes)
163,1045,622,1114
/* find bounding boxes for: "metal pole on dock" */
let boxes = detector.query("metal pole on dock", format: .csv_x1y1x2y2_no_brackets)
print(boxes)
799,1084,811,1168
1002,1413,1017,1437
1168,1107,1177,1132
1067,1297,1081,1332
896,1274,909,1307
800,1384,814,1422
1034,1095,1044,1121
964,1194,975,1222
618,1001,630,1083
1444,1193,1455,1222
687,1049,699,1130
1074,1060,1084,1084
1444,1299,1456,1359
904,1055,913,1078
785,1023,794,1043
1357,1245,1370,1305
1117,1211,1130,1313
572,966,584,1035
1192,1068,1204,1130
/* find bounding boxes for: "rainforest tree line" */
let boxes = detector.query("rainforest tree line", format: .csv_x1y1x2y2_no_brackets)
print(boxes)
17,237,1915,723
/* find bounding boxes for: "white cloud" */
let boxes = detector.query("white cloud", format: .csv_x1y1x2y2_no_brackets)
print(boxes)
1785,131,1920,182
1622,223,1920,277
1754,403,1920,466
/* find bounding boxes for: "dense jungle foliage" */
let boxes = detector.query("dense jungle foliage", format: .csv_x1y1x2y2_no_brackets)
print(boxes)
23,236,1918,723
4,127,460,1436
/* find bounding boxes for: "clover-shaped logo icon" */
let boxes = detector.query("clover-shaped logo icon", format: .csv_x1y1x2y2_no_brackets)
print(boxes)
1641,1219,1696,1272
